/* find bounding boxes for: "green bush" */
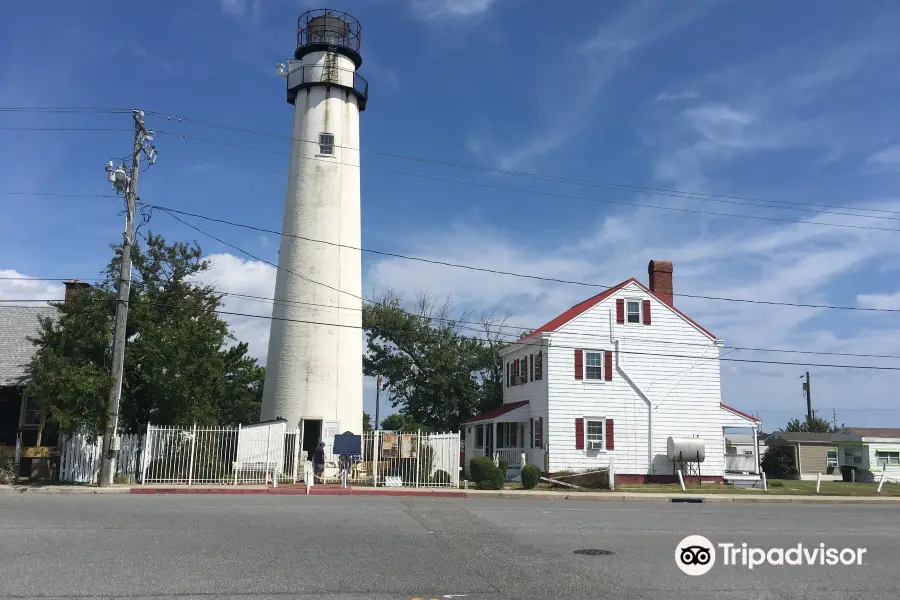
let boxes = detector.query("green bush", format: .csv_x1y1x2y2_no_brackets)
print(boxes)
521,464,541,489
761,446,797,479
0,456,16,484
469,456,495,483
432,469,451,484
498,455,509,474
476,465,505,490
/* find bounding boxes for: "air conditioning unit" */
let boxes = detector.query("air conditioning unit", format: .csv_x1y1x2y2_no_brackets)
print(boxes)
587,440,603,451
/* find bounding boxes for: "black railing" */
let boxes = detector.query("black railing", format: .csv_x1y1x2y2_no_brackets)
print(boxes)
297,9,361,53
286,64,368,108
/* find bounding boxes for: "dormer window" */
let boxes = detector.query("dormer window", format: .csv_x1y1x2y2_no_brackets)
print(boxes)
626,300,641,324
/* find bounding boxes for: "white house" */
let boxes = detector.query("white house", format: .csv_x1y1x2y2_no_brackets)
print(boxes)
463,260,761,484
833,428,900,483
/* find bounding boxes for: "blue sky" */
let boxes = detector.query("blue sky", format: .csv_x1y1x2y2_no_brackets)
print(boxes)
4,0,900,430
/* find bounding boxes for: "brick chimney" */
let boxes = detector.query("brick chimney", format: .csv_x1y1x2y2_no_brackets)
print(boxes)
648,260,673,306
63,279,90,307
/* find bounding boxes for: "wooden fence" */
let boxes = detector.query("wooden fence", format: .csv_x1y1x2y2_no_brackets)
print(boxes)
58,433,143,484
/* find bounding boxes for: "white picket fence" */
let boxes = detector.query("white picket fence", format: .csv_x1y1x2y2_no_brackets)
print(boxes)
58,433,143,484
58,424,461,488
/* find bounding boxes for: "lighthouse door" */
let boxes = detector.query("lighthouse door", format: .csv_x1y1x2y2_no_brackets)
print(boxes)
323,420,339,459
300,419,322,462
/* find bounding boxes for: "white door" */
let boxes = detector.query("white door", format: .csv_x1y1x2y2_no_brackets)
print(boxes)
323,420,339,459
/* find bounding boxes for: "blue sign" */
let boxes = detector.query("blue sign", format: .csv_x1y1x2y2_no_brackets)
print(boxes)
333,431,361,456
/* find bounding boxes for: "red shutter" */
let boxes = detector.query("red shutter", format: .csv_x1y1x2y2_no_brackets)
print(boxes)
643,299,651,325
616,298,625,324
606,419,615,450
506,362,509,387
538,351,543,380
539,417,544,448
604,350,613,381
530,354,534,382
574,349,584,379
530,418,534,448
575,418,585,450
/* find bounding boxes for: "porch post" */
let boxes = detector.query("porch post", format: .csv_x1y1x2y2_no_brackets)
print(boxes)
493,420,499,462
753,427,759,475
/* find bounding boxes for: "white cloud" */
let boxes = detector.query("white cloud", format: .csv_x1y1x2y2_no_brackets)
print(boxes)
0,271,63,303
858,289,900,310
655,90,699,102
868,144,900,168
410,0,500,19
468,0,716,170
221,0,247,20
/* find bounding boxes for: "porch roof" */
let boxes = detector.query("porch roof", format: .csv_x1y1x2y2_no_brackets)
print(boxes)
464,400,529,424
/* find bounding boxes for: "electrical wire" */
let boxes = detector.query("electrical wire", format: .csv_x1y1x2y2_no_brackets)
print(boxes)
5,297,900,371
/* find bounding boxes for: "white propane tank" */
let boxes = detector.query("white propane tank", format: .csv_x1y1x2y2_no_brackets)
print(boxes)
667,436,706,462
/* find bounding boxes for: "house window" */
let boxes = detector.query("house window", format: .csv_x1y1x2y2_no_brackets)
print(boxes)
503,424,518,448
876,451,900,467
475,425,484,449
511,359,518,386
585,418,604,451
844,448,863,465
535,351,543,381
20,394,43,428
584,351,603,380
318,133,335,155
626,300,641,324
826,450,838,468
520,356,528,384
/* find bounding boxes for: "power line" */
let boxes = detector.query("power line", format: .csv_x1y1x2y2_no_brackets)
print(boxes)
8,293,900,362
150,131,900,233
4,192,900,314
6,297,900,372
7,118,900,229
141,111,900,219
147,201,900,313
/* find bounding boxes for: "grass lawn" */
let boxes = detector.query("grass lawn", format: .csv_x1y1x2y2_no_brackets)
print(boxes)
615,479,900,497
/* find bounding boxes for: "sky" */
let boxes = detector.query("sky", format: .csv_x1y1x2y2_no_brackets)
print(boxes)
3,0,900,431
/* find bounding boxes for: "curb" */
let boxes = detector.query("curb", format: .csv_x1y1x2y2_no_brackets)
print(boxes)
130,486,465,498
0,486,132,495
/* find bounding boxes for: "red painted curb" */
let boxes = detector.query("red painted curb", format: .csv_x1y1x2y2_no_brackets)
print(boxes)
129,487,466,498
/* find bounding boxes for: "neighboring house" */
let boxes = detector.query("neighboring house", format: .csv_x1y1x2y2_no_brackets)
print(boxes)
0,280,88,479
766,432,841,481
462,260,761,484
724,432,766,457
833,428,900,483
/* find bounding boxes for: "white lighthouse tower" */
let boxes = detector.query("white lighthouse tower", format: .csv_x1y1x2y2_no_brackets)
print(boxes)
261,9,368,456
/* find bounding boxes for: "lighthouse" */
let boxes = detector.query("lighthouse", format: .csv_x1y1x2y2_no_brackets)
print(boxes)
261,9,368,457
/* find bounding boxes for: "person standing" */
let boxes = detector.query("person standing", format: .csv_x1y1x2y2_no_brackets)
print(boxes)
313,442,326,483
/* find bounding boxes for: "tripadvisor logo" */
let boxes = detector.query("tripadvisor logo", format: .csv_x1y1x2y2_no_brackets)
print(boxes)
675,535,867,575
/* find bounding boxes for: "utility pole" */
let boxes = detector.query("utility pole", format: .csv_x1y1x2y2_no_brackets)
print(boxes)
832,408,838,431
375,374,382,430
802,371,812,421
98,110,156,487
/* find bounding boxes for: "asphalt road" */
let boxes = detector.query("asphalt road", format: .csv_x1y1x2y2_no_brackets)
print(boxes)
1,495,897,599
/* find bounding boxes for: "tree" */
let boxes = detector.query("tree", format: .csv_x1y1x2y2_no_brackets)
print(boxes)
363,292,509,432
27,233,266,435
761,446,797,479
786,416,834,433
362,412,373,432
380,412,429,432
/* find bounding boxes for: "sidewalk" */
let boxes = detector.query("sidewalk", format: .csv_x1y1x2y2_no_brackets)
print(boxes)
4,484,899,503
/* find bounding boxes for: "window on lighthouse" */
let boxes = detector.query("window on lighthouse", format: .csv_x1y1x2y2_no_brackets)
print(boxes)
319,133,335,155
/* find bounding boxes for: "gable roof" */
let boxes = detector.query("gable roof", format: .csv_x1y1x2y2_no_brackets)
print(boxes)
770,432,835,444
843,428,900,439
520,278,715,341
464,400,529,424
720,403,761,423
0,305,56,387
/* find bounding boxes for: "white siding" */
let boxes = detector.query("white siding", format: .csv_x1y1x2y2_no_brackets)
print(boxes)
860,443,900,483
500,346,549,469
544,282,725,476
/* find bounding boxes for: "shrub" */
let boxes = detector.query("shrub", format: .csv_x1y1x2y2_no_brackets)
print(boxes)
761,446,797,479
432,469,451,484
0,456,16,484
498,455,508,474
521,464,541,489
469,456,495,483
476,465,505,490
